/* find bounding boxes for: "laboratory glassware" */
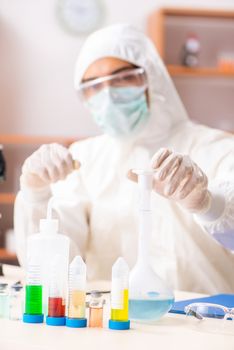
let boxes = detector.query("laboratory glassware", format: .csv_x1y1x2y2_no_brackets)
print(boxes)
89,290,104,328
0,283,9,318
9,283,24,320
129,169,174,322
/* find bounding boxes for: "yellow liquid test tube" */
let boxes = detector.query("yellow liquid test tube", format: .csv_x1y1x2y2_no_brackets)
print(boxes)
109,257,130,330
111,289,129,321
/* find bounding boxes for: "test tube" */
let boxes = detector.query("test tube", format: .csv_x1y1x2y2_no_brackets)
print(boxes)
66,256,87,328
23,255,44,323
46,255,66,326
109,257,130,330
89,291,104,328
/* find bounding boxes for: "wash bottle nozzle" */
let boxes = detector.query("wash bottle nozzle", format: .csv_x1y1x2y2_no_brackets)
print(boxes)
109,257,130,330
66,256,87,328
39,197,59,234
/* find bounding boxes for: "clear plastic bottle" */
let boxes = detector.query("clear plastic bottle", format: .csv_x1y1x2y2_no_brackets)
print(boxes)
26,198,70,318
129,170,174,322
66,256,87,328
89,291,104,328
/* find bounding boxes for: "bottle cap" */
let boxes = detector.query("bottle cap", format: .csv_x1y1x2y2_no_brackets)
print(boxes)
109,319,130,330
46,316,66,326
23,313,44,323
66,317,87,328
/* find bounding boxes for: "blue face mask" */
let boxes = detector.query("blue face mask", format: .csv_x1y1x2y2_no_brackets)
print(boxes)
85,86,150,137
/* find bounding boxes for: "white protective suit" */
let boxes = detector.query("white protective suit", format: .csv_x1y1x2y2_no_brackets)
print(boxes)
14,24,234,294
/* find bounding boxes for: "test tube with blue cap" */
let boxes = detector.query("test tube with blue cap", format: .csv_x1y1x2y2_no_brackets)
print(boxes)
109,257,130,330
23,253,44,323
46,254,66,326
66,256,87,328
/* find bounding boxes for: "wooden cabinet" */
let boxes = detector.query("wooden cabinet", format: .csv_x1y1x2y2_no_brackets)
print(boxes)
147,8,234,132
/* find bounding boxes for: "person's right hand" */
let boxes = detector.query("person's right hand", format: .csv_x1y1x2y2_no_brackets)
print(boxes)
20,143,80,189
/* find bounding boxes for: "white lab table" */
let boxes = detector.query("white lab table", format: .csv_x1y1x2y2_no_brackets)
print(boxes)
0,265,233,350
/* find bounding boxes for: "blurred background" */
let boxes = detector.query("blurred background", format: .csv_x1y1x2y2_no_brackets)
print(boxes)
0,0,234,264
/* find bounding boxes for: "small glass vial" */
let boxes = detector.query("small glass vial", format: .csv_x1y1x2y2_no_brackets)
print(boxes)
89,291,104,328
9,283,24,321
0,283,9,318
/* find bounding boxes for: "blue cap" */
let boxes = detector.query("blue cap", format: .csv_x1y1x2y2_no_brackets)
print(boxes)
23,313,44,324
46,316,66,326
66,317,87,328
109,319,130,330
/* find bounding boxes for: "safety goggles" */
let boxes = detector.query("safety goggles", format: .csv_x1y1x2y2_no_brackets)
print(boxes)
185,303,234,321
77,67,147,100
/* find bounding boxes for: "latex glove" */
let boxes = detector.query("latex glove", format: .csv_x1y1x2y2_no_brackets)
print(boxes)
128,148,211,214
20,143,80,189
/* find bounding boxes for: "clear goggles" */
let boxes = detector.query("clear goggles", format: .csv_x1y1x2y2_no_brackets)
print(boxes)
185,303,234,320
77,67,147,101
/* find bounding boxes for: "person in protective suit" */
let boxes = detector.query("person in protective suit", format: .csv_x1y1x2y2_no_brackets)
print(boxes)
14,24,234,294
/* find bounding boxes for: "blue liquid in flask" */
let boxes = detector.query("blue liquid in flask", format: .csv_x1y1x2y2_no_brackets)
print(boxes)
129,292,174,321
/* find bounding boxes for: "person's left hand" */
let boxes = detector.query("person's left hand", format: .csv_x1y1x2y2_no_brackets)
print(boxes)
128,148,211,214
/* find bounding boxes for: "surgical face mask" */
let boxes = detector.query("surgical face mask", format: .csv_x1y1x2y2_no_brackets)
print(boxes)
85,86,150,137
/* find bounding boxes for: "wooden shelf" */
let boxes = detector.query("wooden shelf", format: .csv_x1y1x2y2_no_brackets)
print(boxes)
0,134,78,146
161,7,234,19
0,249,18,264
0,193,16,205
167,65,234,77
147,8,234,59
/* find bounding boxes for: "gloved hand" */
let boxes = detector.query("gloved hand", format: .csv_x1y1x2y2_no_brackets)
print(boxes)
20,143,80,189
128,148,211,214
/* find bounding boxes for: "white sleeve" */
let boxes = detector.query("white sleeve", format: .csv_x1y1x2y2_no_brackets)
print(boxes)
14,170,90,267
195,180,234,250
